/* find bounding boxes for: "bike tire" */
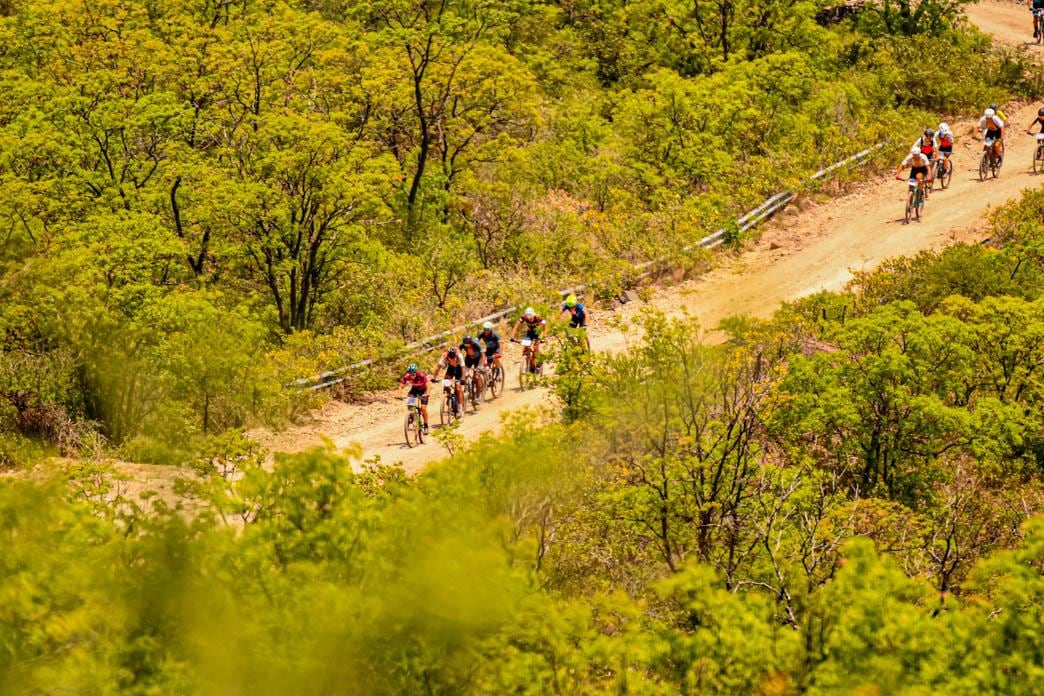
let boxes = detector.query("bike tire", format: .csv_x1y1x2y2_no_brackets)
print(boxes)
466,377,478,413
941,162,952,189
979,152,989,181
489,367,502,398
404,412,418,448
905,189,914,224
1034,146,1043,175
440,391,452,426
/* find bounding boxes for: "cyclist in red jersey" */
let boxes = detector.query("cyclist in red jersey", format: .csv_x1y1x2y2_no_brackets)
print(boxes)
396,363,430,434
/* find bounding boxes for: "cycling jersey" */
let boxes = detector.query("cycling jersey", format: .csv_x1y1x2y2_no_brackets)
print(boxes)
439,358,464,381
979,114,1004,137
459,338,482,357
562,302,587,328
913,136,937,158
479,330,501,356
938,130,954,148
518,315,545,340
400,371,429,391
901,151,931,169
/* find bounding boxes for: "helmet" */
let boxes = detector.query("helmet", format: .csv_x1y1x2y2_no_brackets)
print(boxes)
924,128,934,138
407,363,418,374
482,321,494,330
984,108,995,118
909,146,921,156
463,335,473,344
938,122,950,133
1038,107,1044,116
564,293,578,308
989,103,997,110
524,307,535,318
447,347,457,357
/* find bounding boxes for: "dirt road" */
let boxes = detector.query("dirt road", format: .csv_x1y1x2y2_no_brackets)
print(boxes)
254,4,1044,473
966,0,1044,50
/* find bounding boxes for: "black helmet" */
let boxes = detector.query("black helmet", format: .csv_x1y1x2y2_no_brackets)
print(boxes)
1038,107,1044,116
447,347,457,357
924,128,934,138
989,103,997,110
463,335,473,343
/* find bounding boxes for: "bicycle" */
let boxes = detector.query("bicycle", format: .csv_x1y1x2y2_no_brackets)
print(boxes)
903,175,927,224
403,395,426,448
979,138,1003,181
933,154,952,190
439,378,463,425
1031,131,1044,174
512,337,541,390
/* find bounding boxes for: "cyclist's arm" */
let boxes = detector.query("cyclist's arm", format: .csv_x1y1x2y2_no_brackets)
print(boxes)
509,320,520,340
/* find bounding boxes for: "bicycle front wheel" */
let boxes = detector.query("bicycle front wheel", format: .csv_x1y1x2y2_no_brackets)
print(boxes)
979,152,989,181
489,367,502,398
905,190,914,224
1034,146,1043,175
404,412,419,448
440,392,452,425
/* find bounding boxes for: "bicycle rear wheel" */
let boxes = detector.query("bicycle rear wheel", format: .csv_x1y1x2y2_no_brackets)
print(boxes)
1034,146,1044,175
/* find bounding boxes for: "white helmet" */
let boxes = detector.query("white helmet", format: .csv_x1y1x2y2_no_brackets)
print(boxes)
524,307,535,318
910,146,921,156
938,122,951,133
984,108,995,118
482,320,493,330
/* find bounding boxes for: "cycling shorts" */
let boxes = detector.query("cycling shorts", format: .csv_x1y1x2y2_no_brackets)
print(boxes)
408,386,429,404
909,165,929,180
444,364,464,381
939,145,953,155
525,329,541,341
464,354,482,368
985,129,1002,141
484,347,501,360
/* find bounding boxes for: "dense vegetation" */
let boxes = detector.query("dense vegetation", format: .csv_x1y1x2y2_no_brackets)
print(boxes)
1,0,1041,461
3,188,1043,693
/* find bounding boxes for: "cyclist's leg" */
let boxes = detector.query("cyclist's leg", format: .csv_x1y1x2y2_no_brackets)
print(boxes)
416,389,429,427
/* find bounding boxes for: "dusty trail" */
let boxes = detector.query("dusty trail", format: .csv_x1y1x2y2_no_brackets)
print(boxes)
254,4,1044,474
966,0,1044,50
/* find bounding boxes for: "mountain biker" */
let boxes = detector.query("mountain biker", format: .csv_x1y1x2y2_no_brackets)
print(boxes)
510,307,546,373
990,103,1009,127
1033,0,1044,39
911,129,937,184
895,146,931,190
560,293,587,329
459,334,486,404
435,346,465,417
937,123,955,174
1027,107,1044,135
979,107,1006,162
479,321,503,374
397,363,430,435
